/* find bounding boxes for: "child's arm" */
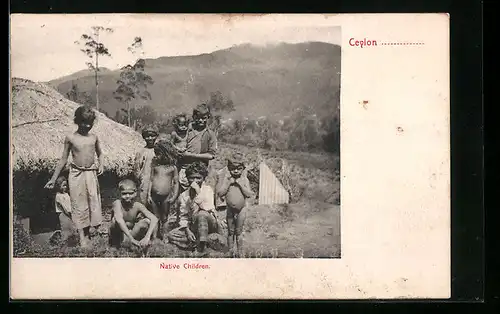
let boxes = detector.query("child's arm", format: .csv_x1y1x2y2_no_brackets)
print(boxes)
177,193,189,229
177,193,195,241
181,151,214,161
207,130,218,157
236,175,255,199
136,203,159,243
45,135,71,189
112,201,139,245
133,151,142,182
95,135,104,175
146,159,155,202
168,166,180,203
184,131,217,160
215,171,232,197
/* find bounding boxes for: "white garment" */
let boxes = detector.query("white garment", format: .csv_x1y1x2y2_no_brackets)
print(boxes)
55,192,71,214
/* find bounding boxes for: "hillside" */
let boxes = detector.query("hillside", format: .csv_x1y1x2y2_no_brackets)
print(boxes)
48,41,341,120
45,67,113,87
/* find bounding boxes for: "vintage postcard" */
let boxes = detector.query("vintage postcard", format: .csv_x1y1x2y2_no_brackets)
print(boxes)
9,13,450,299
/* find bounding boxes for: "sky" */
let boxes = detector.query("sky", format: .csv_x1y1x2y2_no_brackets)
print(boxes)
10,14,341,82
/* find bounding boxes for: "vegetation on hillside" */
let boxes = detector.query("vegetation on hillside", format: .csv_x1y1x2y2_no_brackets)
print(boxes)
12,39,342,258
50,42,341,120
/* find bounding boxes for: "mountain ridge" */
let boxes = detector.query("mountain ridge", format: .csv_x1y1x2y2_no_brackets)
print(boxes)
48,41,341,120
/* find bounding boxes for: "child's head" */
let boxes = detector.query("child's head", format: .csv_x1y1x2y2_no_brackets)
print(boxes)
141,125,159,148
173,113,189,134
185,161,209,186
154,139,179,165
192,104,211,130
74,106,96,134
227,153,246,178
118,179,137,204
55,176,68,193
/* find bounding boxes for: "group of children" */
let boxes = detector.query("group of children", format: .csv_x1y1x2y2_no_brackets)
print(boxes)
44,103,254,257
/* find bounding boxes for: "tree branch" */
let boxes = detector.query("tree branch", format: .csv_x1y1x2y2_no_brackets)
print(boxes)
12,118,60,128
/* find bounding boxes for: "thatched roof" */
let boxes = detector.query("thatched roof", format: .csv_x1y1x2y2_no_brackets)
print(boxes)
11,78,144,175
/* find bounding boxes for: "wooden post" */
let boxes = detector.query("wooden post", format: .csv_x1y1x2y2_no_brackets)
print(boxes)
20,217,30,235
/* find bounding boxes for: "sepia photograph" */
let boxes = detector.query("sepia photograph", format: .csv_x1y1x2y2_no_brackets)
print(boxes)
11,14,452,300
11,15,341,259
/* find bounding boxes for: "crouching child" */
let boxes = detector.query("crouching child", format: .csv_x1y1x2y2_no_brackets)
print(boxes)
109,179,159,252
167,161,221,257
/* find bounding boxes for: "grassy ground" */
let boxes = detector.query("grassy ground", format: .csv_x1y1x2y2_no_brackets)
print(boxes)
13,143,341,258
15,201,340,258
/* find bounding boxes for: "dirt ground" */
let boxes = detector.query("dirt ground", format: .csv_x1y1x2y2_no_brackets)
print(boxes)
13,143,341,258
20,201,340,258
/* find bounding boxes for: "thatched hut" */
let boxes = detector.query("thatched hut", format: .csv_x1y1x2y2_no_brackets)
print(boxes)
11,78,144,233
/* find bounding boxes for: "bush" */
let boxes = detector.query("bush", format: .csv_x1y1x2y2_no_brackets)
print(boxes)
217,112,340,154
12,217,35,256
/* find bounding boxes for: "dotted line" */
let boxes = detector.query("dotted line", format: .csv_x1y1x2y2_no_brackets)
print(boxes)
380,42,425,46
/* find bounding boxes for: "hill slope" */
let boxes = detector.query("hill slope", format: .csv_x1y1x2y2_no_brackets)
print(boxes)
48,42,341,120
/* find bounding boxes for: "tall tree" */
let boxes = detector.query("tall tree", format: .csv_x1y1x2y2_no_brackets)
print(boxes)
74,26,114,112
113,37,154,128
206,90,235,137
66,81,94,107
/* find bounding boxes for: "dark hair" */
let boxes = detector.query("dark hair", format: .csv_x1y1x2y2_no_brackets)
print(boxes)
118,179,137,191
173,113,189,126
141,124,159,138
228,152,245,167
55,176,67,191
74,106,96,125
154,139,179,165
192,103,211,118
185,161,209,178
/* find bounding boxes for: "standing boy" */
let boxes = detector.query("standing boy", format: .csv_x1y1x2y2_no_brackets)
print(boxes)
44,106,104,249
178,104,218,191
109,179,159,250
148,139,179,239
216,153,255,257
134,125,159,205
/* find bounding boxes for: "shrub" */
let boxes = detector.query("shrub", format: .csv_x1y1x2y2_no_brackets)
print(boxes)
12,216,35,256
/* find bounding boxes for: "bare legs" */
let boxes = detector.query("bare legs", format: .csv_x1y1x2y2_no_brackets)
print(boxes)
193,210,219,256
78,227,91,249
150,193,170,240
227,206,247,257
109,218,150,248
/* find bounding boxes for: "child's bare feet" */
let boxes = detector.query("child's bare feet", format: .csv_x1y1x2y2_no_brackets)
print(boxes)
193,250,209,258
80,237,91,250
49,230,62,245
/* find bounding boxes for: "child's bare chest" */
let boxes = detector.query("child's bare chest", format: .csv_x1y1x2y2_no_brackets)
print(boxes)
173,133,187,142
152,165,173,177
122,206,141,223
70,135,96,153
